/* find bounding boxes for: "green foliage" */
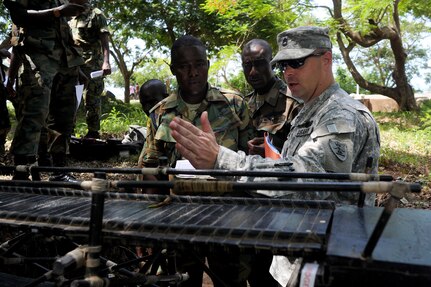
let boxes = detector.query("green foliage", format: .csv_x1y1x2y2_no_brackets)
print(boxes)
99,106,144,134
335,66,357,94
132,58,175,92
223,70,251,96
0,7,11,39
96,0,226,54
399,0,431,21
347,19,429,92
202,0,302,48
207,45,245,92
375,104,431,179
74,97,146,137
93,0,429,105
419,100,431,130
343,0,393,31
108,56,175,92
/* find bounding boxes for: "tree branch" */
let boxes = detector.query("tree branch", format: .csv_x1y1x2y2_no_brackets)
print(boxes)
332,0,396,48
336,32,398,99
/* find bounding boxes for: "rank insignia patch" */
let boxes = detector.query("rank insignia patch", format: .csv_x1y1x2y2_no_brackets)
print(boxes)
329,139,347,161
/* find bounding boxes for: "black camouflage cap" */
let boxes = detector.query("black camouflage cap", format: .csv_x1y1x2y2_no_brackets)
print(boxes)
271,26,332,64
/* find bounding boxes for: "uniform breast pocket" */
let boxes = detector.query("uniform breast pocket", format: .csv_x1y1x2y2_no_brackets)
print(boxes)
213,126,239,151
289,126,312,156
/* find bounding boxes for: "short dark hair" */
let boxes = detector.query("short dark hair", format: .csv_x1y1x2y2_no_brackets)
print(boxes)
141,79,166,92
171,35,207,64
139,79,167,102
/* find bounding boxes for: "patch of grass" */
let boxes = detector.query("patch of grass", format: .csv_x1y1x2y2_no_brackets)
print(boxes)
374,102,431,180
74,97,147,138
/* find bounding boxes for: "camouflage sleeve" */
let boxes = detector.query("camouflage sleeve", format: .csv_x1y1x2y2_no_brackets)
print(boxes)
94,9,110,35
290,108,358,174
235,95,255,153
286,109,375,204
215,146,245,171
140,114,162,167
216,106,377,204
215,146,297,197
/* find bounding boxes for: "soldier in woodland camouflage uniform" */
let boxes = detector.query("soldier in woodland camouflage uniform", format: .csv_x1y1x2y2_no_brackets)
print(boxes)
141,36,254,170
241,39,303,287
69,2,111,139
142,85,253,168
4,0,86,180
136,79,168,168
141,35,254,287
138,79,168,117
169,26,380,286
0,47,11,157
242,39,302,156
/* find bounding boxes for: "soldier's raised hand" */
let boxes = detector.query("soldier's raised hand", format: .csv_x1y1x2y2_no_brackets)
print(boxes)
170,111,220,169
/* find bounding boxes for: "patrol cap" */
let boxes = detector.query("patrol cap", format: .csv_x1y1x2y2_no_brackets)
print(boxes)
271,26,332,64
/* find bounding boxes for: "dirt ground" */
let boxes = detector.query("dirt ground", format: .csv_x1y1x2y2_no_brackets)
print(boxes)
376,159,431,209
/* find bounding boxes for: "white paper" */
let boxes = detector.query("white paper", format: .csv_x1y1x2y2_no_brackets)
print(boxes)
174,160,213,179
175,159,195,169
75,84,84,112
174,160,197,178
270,256,301,287
90,70,103,79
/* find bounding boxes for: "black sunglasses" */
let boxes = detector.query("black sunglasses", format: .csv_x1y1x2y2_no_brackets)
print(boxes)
277,53,324,71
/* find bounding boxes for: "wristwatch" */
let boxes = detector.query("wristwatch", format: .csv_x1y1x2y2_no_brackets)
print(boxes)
53,8,61,17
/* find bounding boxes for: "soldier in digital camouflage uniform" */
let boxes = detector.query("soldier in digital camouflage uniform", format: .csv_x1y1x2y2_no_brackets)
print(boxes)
242,38,302,157
4,0,86,180
141,35,254,287
169,27,380,286
69,2,111,139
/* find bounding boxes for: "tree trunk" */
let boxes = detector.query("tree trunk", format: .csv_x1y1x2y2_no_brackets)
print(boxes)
332,0,418,111
124,76,130,104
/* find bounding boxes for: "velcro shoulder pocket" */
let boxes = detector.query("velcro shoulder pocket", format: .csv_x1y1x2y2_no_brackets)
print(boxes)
311,120,355,139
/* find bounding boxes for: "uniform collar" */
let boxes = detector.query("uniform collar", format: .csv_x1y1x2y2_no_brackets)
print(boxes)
163,83,228,110
248,78,286,106
263,78,287,107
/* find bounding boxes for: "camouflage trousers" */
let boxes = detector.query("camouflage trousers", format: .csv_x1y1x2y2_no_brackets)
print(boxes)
11,47,79,158
0,85,11,154
81,65,104,133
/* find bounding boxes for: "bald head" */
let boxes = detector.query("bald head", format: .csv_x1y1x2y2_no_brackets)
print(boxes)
242,39,272,61
241,39,275,93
